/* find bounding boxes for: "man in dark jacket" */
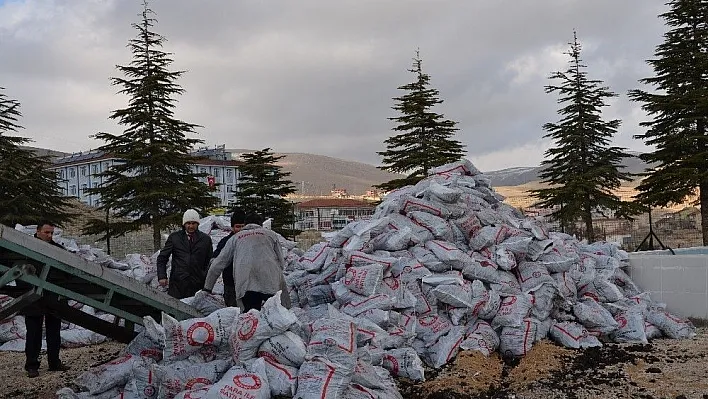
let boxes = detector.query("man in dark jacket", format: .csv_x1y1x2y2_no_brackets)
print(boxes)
22,221,69,378
212,207,246,307
157,209,213,299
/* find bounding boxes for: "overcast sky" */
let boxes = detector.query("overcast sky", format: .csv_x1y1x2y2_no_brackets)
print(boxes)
0,0,668,171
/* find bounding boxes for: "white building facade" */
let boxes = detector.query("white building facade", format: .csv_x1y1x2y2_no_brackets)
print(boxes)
51,146,243,208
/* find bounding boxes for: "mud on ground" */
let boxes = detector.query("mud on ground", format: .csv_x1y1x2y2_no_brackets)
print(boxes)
399,327,708,399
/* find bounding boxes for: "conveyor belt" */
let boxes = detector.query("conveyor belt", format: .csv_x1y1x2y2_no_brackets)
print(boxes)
0,224,201,343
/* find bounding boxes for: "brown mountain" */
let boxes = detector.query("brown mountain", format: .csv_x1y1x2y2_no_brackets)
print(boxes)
228,149,402,196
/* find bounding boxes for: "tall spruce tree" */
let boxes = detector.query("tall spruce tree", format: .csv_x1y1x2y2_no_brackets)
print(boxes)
532,32,633,241
0,88,73,226
84,1,217,250
629,0,708,245
377,50,466,191
233,148,297,238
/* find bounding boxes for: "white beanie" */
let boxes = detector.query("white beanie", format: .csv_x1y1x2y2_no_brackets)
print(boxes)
182,209,200,225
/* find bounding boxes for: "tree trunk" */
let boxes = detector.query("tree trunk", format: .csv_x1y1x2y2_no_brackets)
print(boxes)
701,181,708,246
153,224,162,252
584,204,594,243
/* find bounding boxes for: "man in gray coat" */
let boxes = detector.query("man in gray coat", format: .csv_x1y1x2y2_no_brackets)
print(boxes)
157,209,213,299
202,212,288,311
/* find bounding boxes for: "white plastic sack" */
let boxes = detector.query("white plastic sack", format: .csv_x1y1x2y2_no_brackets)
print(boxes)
230,292,296,364
461,320,499,356
381,348,425,381
74,354,142,395
573,298,619,334
204,365,270,399
163,307,240,362
123,331,164,362
499,319,536,357
611,309,648,344
646,310,696,339
492,294,532,329
61,327,108,348
425,325,465,368
307,318,357,371
0,316,26,342
296,356,352,399
256,331,307,367
154,359,231,399
343,264,384,296
182,291,225,317
249,357,298,397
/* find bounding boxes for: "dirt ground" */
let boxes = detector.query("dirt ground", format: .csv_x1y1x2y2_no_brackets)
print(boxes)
0,329,706,398
400,327,708,399
0,341,124,399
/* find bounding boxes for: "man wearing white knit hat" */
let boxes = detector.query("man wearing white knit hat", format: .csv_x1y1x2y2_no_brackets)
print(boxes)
156,209,213,299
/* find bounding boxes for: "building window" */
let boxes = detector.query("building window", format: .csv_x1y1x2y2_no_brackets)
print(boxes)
81,183,87,193
92,164,98,174
104,162,110,169
70,185,76,195
226,169,233,177
214,169,219,177
70,168,76,178
81,166,87,176
226,185,233,193
60,170,65,179
92,182,98,188
200,167,207,174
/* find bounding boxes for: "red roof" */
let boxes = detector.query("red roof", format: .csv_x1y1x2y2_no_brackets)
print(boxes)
297,198,375,209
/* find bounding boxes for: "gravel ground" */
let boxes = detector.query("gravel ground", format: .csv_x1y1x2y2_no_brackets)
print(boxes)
0,329,705,398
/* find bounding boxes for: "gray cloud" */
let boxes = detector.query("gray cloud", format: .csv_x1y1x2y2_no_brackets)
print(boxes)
0,0,668,171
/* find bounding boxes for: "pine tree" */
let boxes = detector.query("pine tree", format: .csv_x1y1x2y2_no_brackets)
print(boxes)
532,32,633,241
233,148,297,238
628,0,708,245
84,1,217,250
0,88,74,226
377,50,466,192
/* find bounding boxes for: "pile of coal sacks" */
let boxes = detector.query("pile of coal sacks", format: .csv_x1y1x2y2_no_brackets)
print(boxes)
57,159,696,399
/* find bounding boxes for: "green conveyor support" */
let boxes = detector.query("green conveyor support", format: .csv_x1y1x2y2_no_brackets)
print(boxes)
0,224,201,343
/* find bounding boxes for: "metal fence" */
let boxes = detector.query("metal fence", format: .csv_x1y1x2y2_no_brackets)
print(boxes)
63,228,165,258
543,208,703,251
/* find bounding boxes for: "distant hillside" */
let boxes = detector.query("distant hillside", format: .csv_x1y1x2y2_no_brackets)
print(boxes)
483,153,653,187
482,167,539,187
28,144,653,194
228,149,403,196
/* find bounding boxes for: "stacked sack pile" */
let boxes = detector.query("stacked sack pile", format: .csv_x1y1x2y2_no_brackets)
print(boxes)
58,292,402,398
55,159,697,399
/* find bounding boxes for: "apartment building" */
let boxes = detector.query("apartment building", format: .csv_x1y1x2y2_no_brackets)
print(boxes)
51,145,243,207
295,198,375,231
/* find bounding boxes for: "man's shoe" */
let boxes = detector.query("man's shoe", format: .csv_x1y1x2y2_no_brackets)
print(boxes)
48,363,70,372
27,369,39,378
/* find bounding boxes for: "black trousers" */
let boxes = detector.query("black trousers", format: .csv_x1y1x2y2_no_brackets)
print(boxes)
167,277,201,300
222,265,237,307
24,312,62,371
241,291,273,312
